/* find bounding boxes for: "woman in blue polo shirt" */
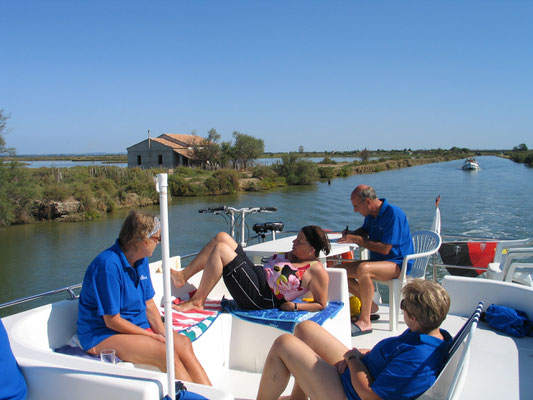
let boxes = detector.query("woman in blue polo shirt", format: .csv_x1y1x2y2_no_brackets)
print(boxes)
0,319,27,400
257,279,452,400
77,210,210,385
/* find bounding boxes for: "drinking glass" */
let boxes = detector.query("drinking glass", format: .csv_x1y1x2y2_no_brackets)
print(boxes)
100,349,116,364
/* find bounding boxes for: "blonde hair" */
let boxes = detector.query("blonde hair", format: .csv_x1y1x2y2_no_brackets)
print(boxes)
401,279,450,333
118,210,159,249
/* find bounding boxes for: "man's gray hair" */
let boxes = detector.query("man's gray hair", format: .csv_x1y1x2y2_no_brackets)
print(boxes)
359,186,377,201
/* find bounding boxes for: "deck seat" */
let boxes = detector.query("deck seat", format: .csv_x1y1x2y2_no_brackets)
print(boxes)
225,267,351,372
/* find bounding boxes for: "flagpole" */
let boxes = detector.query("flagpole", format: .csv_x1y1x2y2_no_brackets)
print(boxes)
156,173,175,399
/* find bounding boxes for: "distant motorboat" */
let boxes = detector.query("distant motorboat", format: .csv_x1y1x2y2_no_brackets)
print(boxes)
462,157,480,170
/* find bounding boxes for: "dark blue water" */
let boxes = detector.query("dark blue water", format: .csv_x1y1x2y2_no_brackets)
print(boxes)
1,156,532,315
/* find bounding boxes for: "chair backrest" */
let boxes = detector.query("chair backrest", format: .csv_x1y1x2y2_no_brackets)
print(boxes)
418,301,483,400
492,237,533,266
405,230,443,279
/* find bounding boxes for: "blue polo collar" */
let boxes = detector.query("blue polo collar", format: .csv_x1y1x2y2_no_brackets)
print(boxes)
375,198,389,219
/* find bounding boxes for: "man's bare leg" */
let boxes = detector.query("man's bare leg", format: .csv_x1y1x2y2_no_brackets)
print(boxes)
336,262,380,316
171,232,238,288
352,261,400,332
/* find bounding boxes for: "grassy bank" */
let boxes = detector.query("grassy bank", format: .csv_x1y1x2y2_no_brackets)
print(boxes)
0,151,486,226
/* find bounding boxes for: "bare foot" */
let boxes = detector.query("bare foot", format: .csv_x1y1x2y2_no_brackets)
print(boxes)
354,320,372,332
172,300,204,312
171,269,187,288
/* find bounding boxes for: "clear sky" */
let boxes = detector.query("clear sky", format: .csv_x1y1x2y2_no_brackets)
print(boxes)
1,0,532,155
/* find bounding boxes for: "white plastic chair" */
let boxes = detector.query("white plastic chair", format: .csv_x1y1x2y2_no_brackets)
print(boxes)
498,247,533,286
418,301,483,400
376,230,442,331
486,238,533,285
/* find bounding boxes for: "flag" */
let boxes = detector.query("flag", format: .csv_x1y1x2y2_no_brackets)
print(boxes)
431,195,441,234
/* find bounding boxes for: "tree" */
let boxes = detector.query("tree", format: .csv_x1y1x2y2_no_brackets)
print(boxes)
298,145,304,153
219,141,233,169
273,153,319,185
360,148,369,162
0,109,14,157
231,131,264,169
0,110,37,225
192,128,221,169
513,143,528,152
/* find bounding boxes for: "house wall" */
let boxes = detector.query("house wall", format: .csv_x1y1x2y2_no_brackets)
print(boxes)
127,140,181,169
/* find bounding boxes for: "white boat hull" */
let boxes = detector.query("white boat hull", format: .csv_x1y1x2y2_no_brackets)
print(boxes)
3,256,533,399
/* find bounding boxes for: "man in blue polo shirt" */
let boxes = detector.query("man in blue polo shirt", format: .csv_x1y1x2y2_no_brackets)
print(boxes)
0,319,27,400
337,185,413,336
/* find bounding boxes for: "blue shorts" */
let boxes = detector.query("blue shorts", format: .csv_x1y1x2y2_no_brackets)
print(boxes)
340,368,361,400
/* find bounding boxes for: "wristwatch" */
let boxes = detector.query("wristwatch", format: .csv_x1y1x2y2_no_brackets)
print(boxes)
294,302,298,311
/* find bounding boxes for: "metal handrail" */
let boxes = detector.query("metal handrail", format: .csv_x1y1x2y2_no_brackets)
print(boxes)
0,283,82,310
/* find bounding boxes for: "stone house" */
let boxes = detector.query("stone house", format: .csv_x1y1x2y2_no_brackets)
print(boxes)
127,133,207,169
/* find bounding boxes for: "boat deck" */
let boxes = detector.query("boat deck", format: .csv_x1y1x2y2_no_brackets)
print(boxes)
354,302,533,400
200,304,533,399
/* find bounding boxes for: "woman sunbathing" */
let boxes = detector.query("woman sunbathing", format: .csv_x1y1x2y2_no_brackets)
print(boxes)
257,279,452,400
172,226,331,312
77,210,210,385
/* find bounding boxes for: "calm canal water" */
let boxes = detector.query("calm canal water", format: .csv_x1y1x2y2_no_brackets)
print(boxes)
1,156,532,316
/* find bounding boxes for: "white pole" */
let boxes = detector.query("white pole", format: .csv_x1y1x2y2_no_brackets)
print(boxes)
156,173,175,399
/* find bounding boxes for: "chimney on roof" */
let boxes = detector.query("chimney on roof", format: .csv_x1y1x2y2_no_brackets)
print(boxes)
148,129,151,150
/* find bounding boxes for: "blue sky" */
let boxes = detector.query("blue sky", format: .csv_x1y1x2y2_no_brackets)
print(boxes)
1,0,532,155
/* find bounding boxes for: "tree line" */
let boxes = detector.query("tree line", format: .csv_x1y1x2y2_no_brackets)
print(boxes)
1,109,531,226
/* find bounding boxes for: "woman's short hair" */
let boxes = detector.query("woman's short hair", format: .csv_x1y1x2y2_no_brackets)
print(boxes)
401,279,450,332
119,210,160,249
301,225,331,257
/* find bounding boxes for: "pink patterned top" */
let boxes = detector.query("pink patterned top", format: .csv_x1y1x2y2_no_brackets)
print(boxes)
263,253,316,302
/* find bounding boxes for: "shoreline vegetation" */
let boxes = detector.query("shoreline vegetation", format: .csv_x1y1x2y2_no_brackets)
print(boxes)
0,148,517,227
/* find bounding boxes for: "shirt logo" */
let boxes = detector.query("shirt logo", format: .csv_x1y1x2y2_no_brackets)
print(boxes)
139,274,148,281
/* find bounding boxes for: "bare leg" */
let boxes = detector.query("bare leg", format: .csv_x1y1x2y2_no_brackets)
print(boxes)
352,261,400,331
172,331,211,385
173,239,238,311
171,232,238,288
257,334,346,400
334,261,397,331
287,320,350,400
91,333,210,385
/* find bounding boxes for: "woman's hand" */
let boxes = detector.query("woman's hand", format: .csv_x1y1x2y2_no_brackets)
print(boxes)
151,332,166,343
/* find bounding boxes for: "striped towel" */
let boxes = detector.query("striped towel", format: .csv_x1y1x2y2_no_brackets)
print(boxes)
159,295,222,342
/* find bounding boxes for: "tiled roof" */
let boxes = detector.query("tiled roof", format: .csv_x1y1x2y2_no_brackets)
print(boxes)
160,133,207,146
151,137,196,158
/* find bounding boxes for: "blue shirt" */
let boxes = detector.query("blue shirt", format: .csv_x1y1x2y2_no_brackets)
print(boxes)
77,239,155,351
341,329,452,400
362,198,414,272
0,319,27,400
